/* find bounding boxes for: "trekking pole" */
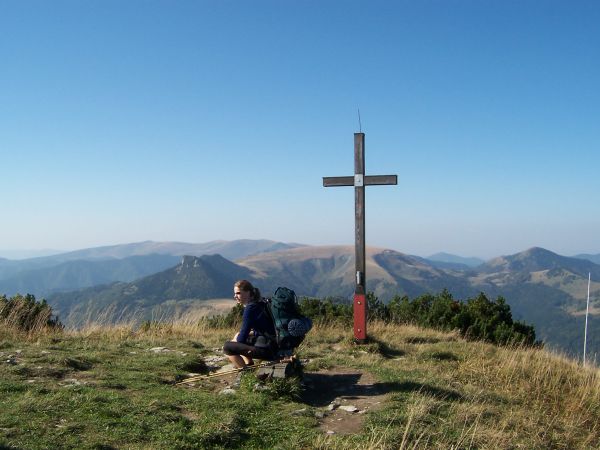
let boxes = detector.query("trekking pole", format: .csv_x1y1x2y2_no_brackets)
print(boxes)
175,360,278,386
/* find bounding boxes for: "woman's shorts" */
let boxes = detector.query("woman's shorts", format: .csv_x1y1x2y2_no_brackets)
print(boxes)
223,337,276,361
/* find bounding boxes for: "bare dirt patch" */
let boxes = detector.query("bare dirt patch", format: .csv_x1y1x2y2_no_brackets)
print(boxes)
301,367,390,435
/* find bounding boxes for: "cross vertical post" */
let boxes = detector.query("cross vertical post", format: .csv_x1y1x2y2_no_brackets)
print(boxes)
354,133,367,342
323,132,397,343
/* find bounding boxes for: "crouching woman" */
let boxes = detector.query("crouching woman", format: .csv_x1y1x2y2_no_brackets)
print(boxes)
223,280,277,368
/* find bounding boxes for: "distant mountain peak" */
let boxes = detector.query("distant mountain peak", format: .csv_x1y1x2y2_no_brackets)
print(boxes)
178,255,202,270
481,246,600,278
522,247,556,257
177,254,233,272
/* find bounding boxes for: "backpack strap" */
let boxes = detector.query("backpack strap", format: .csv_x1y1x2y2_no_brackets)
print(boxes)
259,298,279,348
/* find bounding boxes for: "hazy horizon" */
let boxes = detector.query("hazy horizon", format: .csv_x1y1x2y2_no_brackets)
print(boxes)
0,238,597,262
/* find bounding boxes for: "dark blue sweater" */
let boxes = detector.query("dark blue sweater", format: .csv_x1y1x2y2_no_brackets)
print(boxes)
236,302,276,343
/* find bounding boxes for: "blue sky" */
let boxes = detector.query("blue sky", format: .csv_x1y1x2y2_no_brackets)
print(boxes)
1,1,599,259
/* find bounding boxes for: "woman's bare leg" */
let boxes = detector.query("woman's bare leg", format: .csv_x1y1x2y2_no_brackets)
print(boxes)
228,335,253,367
227,354,247,368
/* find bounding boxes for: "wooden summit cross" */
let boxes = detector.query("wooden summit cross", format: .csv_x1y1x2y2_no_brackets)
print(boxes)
323,133,397,343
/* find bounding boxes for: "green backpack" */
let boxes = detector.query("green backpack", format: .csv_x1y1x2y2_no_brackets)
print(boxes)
264,287,312,355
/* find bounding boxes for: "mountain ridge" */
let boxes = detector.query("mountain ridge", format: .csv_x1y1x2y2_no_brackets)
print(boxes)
426,252,485,268
0,254,181,297
45,244,600,359
481,247,600,278
0,239,304,296
49,254,255,326
573,253,600,265
22,239,305,262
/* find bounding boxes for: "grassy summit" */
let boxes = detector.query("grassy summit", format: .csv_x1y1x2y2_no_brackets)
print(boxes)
0,321,599,449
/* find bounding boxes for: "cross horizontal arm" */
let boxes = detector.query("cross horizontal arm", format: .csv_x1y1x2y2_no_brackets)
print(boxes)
323,175,398,187
364,175,397,185
323,176,354,187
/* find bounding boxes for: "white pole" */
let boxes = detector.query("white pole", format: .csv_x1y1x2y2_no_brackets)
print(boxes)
583,272,591,367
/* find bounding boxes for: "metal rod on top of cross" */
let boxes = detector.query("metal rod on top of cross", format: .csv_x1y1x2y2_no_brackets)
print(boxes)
323,133,398,343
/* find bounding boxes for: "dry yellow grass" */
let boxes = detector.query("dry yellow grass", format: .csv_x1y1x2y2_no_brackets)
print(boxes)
299,322,600,449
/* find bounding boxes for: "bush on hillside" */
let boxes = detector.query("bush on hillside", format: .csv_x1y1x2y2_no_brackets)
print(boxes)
0,293,63,333
298,296,353,326
298,290,537,347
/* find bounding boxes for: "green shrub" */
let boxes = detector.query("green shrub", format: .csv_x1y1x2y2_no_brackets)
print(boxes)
0,293,63,333
304,290,536,347
298,296,352,325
